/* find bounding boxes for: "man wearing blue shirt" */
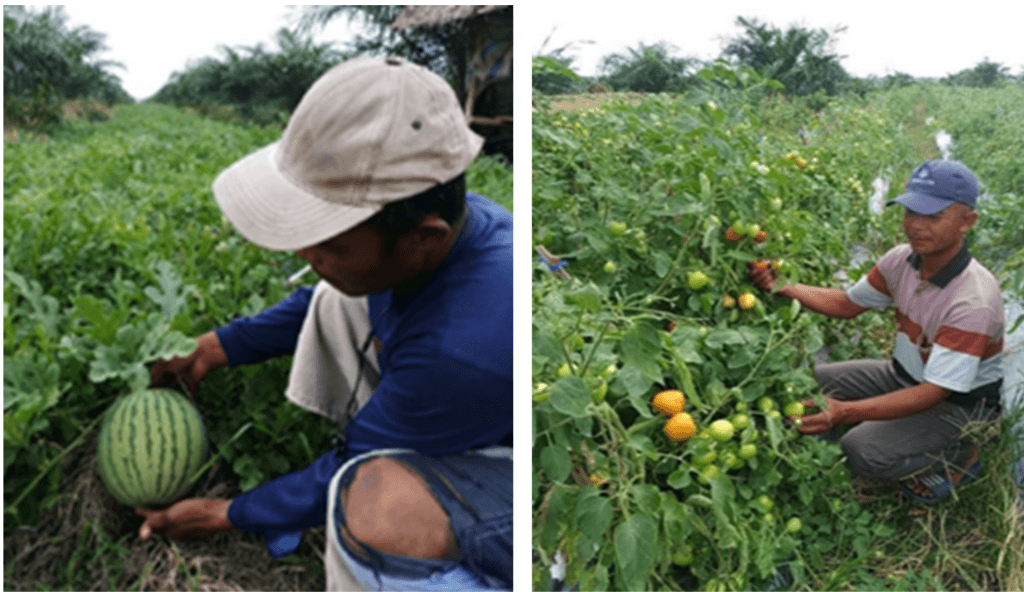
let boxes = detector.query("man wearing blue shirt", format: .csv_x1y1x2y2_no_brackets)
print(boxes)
136,56,512,591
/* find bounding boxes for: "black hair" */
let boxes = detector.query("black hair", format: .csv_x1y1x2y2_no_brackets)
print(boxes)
360,173,467,254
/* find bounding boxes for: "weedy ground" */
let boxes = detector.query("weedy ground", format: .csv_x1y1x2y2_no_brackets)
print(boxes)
4,430,327,591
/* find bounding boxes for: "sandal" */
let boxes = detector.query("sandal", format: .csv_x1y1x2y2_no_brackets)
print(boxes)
900,456,983,505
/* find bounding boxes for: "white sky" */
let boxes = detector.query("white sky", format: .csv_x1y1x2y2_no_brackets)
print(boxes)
56,2,1024,100
528,0,1024,80
63,4,363,101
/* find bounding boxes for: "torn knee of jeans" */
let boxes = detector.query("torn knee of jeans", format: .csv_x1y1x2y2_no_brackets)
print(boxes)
341,457,459,561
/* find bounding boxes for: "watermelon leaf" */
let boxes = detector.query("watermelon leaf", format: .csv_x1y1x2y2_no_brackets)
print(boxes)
88,314,195,391
144,260,194,322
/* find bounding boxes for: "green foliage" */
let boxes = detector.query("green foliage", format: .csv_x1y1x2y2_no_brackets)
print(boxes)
2,103,331,528
3,5,132,129
942,59,1013,88
532,51,584,96
296,5,501,103
466,155,513,212
598,41,698,93
3,101,511,530
722,16,850,97
533,67,1023,591
295,6,513,161
150,28,345,124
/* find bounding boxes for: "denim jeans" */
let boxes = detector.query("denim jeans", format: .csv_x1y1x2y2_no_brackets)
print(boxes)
325,447,512,591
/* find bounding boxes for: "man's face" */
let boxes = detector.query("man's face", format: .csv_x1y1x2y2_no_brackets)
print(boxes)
902,203,978,257
295,224,409,297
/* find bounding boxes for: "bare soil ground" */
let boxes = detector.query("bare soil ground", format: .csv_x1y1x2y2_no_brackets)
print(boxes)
4,430,326,591
539,92,647,112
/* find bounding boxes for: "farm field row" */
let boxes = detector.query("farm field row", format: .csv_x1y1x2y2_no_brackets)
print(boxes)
3,102,512,590
3,74,1022,592
532,72,1024,591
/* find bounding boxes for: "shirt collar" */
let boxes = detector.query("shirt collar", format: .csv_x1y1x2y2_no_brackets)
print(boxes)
905,241,971,288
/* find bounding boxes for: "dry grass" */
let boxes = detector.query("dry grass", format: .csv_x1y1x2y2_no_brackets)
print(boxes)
3,430,327,592
61,98,113,122
540,92,647,112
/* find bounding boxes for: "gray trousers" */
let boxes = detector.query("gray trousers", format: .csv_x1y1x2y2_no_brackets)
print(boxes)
816,359,991,480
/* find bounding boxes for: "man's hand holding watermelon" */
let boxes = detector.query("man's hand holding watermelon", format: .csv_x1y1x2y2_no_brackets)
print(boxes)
136,499,233,541
149,331,228,398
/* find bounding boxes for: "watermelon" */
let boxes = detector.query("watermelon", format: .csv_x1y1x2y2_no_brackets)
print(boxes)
97,388,208,507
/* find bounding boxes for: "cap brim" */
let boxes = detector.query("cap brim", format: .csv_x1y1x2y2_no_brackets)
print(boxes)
212,143,381,251
886,191,954,215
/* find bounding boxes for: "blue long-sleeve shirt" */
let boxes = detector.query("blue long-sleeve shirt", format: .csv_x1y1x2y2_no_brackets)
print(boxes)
217,193,513,557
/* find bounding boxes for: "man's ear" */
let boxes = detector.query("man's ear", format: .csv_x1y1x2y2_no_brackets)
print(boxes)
393,214,452,257
414,214,453,243
959,206,979,234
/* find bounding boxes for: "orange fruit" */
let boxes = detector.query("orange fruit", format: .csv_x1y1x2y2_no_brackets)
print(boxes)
652,389,685,416
738,292,757,310
665,412,697,442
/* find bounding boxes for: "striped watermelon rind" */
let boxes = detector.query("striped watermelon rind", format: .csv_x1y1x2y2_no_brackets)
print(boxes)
96,388,209,507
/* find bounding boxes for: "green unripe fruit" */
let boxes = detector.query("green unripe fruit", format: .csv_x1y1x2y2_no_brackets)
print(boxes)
688,271,710,290
707,419,735,442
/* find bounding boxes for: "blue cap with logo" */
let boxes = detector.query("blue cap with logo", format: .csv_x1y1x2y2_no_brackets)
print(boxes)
887,160,978,215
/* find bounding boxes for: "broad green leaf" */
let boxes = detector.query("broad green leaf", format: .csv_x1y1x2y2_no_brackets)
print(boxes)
653,251,672,278
766,413,783,451
584,230,611,255
668,466,691,489
564,282,604,312
619,322,661,382
532,328,563,366
704,328,745,349
137,317,196,364
549,376,589,418
670,353,700,407
2,352,64,412
541,487,573,550
88,343,135,384
613,514,658,591
144,260,191,321
630,483,663,516
539,445,571,483
576,489,613,550
710,475,741,549
72,295,128,346
726,347,757,369
626,433,657,461
616,364,654,399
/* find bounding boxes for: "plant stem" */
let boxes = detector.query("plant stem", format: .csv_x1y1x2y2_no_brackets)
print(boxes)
10,413,104,514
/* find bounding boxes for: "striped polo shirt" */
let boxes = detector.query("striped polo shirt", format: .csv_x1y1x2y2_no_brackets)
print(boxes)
846,242,1004,408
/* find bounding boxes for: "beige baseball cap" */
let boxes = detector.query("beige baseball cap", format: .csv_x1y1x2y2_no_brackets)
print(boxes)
211,56,484,251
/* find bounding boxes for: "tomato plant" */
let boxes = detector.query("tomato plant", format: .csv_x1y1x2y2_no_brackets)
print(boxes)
533,66,1023,591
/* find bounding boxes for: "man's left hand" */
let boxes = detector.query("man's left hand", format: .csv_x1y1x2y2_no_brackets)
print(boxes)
793,397,845,435
136,498,234,541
